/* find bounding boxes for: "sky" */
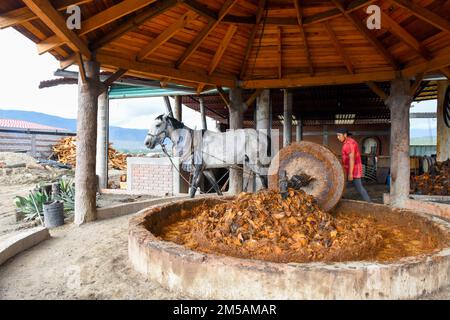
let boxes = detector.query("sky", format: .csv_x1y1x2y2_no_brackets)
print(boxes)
0,28,216,130
0,28,437,135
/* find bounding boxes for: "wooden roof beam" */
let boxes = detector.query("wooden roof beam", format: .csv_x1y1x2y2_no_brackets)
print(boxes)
175,0,237,68
388,0,450,33
0,0,92,29
278,26,282,79
102,68,128,88
137,11,196,61
246,89,262,107
441,67,450,79
294,0,314,76
22,0,91,59
323,20,354,74
91,0,181,51
239,0,266,79
208,25,237,75
366,81,387,101
410,73,424,96
37,0,156,54
216,86,230,107
96,53,236,87
330,0,399,70
241,47,450,88
381,11,430,60
181,0,216,21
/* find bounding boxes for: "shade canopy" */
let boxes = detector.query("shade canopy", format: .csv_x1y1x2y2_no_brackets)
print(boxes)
1,0,449,91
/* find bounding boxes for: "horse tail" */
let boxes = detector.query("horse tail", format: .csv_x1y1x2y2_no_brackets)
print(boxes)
266,129,271,158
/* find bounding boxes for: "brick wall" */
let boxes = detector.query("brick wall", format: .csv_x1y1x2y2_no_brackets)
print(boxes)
127,157,186,196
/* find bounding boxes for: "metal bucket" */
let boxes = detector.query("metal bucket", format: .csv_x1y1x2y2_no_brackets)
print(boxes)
43,201,64,228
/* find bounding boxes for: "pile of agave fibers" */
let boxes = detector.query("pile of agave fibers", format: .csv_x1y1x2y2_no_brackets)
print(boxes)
411,159,450,196
161,189,384,263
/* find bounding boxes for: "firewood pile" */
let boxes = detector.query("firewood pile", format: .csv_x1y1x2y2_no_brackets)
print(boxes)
161,189,384,263
52,137,128,170
411,159,450,196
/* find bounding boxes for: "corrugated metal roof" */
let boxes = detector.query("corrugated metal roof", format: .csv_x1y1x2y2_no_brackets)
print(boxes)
0,119,67,131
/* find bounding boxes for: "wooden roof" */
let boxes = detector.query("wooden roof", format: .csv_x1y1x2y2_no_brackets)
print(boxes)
1,0,449,91
181,80,438,124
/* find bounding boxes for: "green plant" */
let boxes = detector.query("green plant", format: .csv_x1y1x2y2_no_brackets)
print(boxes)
58,177,75,212
14,188,50,222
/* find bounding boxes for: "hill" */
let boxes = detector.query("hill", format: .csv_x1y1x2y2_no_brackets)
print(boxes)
0,109,152,152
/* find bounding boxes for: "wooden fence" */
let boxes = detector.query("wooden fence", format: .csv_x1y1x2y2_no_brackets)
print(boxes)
0,128,75,159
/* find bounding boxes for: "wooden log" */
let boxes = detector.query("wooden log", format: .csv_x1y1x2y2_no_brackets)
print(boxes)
199,97,207,130
74,60,100,225
283,89,293,147
174,95,182,121
385,78,412,207
436,80,450,162
228,88,244,195
96,90,109,189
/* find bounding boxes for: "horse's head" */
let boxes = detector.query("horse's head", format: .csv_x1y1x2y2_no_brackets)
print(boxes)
144,114,169,149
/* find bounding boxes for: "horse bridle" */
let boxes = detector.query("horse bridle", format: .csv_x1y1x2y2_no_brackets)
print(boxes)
146,122,169,145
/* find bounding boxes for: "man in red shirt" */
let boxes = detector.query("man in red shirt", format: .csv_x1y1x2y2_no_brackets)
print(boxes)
337,128,371,202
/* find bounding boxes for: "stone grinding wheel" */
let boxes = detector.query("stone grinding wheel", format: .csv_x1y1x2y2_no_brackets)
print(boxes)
268,141,345,212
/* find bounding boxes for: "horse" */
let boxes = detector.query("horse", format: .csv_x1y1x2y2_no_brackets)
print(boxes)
144,114,271,197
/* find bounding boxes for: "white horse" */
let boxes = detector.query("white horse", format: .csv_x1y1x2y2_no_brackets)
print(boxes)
144,114,271,197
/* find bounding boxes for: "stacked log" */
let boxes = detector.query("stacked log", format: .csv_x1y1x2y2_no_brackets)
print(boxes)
52,137,128,170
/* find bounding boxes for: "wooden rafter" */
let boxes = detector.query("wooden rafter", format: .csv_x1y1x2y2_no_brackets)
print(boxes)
76,53,87,83
22,0,91,59
0,0,92,29
181,0,376,26
137,11,196,61
330,0,399,70
441,67,450,79
239,0,266,79
241,47,450,88
293,0,313,75
103,68,128,88
381,11,430,60
37,0,155,54
388,0,450,33
410,73,424,96
96,53,236,88
366,81,387,101
246,89,262,107
91,0,180,51
277,26,282,79
323,20,354,74
176,0,237,68
208,24,237,75
216,86,230,107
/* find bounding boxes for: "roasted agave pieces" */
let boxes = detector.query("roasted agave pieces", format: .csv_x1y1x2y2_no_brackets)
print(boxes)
411,159,450,196
162,189,383,263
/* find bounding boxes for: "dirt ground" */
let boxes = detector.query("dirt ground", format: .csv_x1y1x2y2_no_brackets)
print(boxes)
0,214,185,300
0,211,448,300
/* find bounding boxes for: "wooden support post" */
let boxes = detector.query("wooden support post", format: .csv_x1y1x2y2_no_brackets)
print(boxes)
296,119,303,142
163,96,173,117
385,78,412,208
75,60,100,225
199,96,207,130
228,88,245,195
436,80,450,162
255,89,270,190
283,89,293,147
96,89,109,190
174,95,182,121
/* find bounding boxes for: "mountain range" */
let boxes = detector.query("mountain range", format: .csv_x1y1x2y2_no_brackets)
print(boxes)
0,109,151,152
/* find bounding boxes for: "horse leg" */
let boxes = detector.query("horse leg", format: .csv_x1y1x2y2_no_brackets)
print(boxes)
189,165,202,198
203,170,223,196
245,161,268,190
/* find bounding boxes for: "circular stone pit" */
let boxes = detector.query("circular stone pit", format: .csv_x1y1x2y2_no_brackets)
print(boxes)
128,197,450,299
